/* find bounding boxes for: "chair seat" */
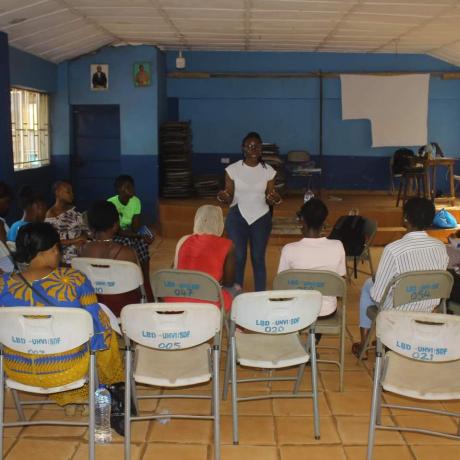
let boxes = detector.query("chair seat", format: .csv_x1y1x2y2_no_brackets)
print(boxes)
315,309,341,334
6,377,87,394
235,331,308,368
382,351,460,400
366,305,378,321
134,343,211,387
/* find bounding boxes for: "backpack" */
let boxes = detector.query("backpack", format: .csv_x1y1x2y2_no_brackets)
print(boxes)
392,148,415,175
328,215,366,257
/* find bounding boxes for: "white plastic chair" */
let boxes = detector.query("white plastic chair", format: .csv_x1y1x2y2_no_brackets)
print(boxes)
120,302,223,460
359,270,454,361
151,268,225,310
0,241,14,274
0,307,96,460
72,257,146,306
367,310,460,459
223,290,322,443
273,270,347,391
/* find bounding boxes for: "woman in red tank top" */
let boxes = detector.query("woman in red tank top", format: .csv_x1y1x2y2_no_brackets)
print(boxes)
171,205,235,312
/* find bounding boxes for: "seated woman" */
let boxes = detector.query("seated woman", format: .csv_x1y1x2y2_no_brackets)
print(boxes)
7,186,47,242
278,198,346,318
108,175,153,300
80,200,145,316
0,222,126,434
45,180,88,265
170,205,235,312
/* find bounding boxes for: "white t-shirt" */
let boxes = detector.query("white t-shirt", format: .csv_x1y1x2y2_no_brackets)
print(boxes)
226,160,276,225
277,237,346,316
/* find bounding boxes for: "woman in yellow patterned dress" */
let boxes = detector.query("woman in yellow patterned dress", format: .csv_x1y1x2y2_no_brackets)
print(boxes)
0,222,126,434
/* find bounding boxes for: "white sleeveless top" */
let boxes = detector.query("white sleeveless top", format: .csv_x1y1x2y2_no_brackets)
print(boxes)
226,160,276,225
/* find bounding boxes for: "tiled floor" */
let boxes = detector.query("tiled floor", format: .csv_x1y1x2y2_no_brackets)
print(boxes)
3,239,460,459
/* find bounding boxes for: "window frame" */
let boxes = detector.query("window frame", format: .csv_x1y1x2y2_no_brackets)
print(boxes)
10,87,51,172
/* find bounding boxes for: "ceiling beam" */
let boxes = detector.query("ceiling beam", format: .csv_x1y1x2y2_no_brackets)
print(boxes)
244,0,252,51
314,0,366,51
52,0,120,44
8,17,83,43
148,0,189,49
370,0,460,52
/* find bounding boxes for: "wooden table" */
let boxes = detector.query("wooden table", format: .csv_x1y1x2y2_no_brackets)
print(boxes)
427,157,456,206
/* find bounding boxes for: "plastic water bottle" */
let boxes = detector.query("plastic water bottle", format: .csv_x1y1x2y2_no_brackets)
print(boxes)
304,189,314,203
95,385,112,443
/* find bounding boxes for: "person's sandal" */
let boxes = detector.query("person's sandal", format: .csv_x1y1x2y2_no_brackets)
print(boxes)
351,342,368,360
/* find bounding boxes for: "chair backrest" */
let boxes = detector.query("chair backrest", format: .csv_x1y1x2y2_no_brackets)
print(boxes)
377,310,460,362
0,241,14,274
380,270,453,309
273,269,346,299
151,269,224,308
287,151,310,162
0,241,10,258
230,290,322,334
0,307,93,354
362,217,378,245
71,257,144,295
121,302,221,350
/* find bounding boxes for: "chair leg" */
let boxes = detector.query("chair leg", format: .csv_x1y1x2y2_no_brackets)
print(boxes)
222,340,231,401
367,353,383,460
129,352,139,416
124,348,132,460
375,359,384,426
339,310,346,392
359,320,376,362
88,353,96,460
230,337,239,445
212,346,221,460
293,363,306,394
294,332,311,393
309,332,320,440
11,390,25,421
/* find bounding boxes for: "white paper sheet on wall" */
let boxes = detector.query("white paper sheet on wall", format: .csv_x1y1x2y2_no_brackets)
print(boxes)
340,74,430,147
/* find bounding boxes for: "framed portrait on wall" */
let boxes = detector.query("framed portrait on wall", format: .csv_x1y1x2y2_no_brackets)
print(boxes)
90,64,109,90
133,62,151,87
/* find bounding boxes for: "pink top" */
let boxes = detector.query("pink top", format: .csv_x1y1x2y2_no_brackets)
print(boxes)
167,234,233,312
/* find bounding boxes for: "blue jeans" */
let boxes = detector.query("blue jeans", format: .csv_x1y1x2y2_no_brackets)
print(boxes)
225,206,272,291
360,277,375,329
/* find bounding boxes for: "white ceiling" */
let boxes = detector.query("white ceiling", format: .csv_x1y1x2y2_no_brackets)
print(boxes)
2,0,460,66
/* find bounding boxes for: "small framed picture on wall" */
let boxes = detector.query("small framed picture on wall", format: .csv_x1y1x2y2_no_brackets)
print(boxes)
133,62,151,87
91,64,109,90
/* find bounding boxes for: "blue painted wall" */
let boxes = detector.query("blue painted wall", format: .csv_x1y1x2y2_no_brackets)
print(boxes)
53,45,163,222
166,51,460,190
2,43,57,222
9,47,56,93
0,33,14,185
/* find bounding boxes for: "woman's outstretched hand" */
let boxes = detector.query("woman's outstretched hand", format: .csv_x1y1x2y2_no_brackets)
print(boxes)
217,189,232,204
266,190,282,205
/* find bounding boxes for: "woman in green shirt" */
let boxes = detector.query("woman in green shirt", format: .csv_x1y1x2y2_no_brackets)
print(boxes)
107,175,154,300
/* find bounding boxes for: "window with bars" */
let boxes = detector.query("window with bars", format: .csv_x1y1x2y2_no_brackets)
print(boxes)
10,88,50,171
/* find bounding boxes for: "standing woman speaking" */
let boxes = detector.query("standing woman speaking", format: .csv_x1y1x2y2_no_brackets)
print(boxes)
217,132,281,292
